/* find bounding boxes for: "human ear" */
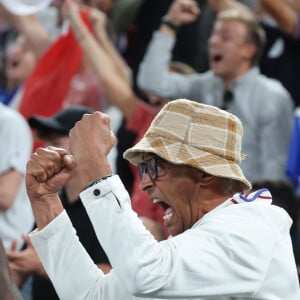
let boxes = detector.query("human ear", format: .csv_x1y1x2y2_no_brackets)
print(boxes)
243,43,256,61
197,170,215,186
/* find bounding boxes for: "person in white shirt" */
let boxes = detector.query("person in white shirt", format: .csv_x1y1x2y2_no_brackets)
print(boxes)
0,103,33,250
27,99,299,299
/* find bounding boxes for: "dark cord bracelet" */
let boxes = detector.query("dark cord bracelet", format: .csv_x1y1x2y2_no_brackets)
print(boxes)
161,17,179,32
83,175,113,191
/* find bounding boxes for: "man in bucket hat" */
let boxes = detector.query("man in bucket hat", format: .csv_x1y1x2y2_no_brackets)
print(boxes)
26,99,300,299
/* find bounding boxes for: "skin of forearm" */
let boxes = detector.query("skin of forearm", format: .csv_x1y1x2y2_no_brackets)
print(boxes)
159,23,178,37
69,13,136,119
1,285,23,300
260,0,296,35
0,171,23,211
0,192,14,211
208,0,234,12
284,0,300,11
9,268,28,289
95,26,131,85
0,190,18,211
30,194,64,230
0,4,10,22
11,14,52,59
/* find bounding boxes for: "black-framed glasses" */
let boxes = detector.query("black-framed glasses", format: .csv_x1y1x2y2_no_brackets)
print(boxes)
138,156,167,181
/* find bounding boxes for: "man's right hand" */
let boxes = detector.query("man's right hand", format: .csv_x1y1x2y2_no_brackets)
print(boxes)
26,146,75,201
26,146,76,229
165,0,200,27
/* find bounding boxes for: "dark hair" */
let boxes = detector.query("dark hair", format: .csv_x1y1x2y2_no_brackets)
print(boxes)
220,177,246,194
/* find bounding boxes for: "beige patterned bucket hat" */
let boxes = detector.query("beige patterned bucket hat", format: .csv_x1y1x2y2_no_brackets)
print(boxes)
123,99,251,191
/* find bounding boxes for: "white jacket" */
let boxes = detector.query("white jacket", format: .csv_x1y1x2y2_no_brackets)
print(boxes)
30,175,300,299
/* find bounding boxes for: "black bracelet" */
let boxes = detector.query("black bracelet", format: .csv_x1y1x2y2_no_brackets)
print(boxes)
161,17,179,32
83,175,113,191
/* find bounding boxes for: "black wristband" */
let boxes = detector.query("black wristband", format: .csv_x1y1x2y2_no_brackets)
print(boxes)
83,175,113,191
161,17,179,32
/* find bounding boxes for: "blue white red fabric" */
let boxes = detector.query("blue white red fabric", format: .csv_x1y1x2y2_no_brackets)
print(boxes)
219,188,273,208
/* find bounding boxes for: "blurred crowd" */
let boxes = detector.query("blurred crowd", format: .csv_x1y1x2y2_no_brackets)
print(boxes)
0,0,300,298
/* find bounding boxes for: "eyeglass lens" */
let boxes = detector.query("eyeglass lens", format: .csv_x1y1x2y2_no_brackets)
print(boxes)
138,157,166,180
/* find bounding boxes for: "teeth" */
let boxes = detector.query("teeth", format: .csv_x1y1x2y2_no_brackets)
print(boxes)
163,213,172,222
153,199,161,204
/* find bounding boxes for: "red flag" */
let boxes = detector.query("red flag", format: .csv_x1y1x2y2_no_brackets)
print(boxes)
19,11,92,120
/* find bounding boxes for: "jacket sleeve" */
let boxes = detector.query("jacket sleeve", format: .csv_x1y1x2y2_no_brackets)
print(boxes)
137,31,199,99
79,175,272,298
29,210,132,300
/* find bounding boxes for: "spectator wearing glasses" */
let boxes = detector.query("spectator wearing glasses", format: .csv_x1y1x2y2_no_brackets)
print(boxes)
26,99,300,299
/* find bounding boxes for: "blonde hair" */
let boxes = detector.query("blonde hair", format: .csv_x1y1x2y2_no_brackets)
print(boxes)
169,61,197,75
217,9,266,66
